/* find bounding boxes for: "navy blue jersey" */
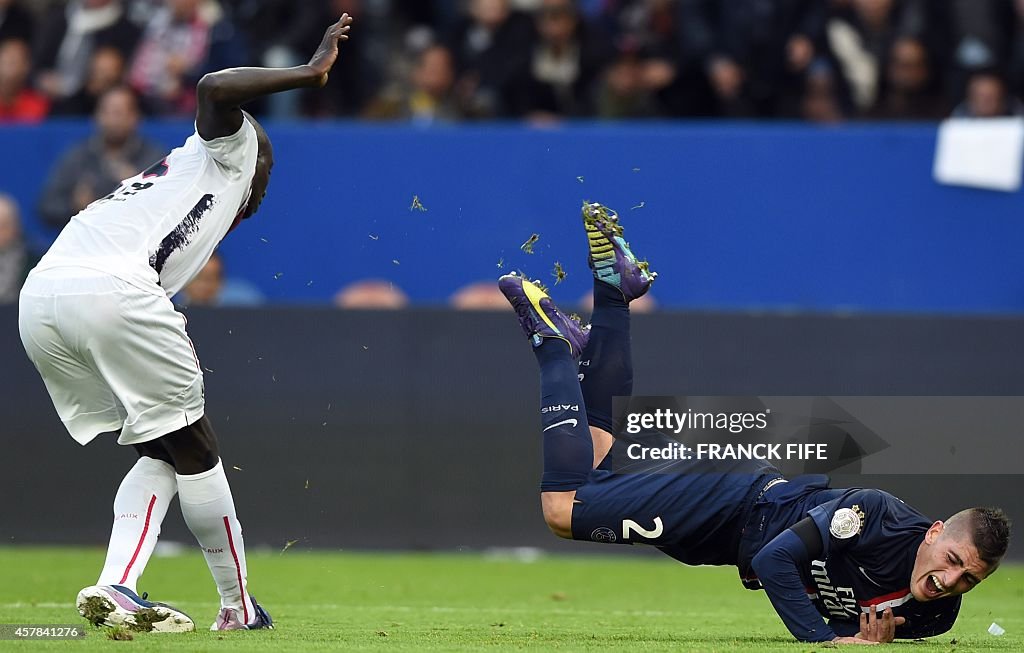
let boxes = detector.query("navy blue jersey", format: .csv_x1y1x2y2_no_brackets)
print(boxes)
738,479,961,641
569,434,961,642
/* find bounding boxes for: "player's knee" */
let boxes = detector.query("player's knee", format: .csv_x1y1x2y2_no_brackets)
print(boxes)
541,493,574,539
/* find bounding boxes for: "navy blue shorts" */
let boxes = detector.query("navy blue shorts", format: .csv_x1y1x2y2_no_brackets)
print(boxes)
570,453,781,566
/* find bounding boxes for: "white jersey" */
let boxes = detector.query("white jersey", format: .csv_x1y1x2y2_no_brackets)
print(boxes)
33,119,259,297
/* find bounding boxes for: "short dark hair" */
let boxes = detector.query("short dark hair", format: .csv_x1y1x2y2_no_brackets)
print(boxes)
974,508,1011,564
949,507,1011,568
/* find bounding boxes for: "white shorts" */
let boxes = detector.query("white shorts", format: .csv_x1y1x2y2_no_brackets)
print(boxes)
18,268,206,446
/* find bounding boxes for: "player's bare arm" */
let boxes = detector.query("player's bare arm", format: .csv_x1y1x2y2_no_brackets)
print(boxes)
196,14,354,140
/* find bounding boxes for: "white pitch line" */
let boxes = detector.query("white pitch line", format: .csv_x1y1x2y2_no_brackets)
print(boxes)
1,602,689,618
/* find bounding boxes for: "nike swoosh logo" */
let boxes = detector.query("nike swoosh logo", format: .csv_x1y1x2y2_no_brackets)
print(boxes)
544,419,578,431
859,566,884,587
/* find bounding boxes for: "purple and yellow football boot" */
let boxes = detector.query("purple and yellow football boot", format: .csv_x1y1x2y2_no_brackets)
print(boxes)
498,272,590,360
582,201,656,302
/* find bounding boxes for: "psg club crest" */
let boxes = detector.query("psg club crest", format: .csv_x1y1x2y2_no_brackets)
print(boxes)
591,527,617,543
830,505,866,539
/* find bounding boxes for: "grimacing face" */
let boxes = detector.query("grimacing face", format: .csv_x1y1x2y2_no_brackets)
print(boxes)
910,521,992,602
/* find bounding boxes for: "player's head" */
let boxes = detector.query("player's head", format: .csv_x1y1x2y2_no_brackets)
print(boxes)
241,111,274,220
910,507,1010,602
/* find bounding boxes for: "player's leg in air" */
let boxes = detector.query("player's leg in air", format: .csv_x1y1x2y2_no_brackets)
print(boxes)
576,202,656,471
498,202,656,540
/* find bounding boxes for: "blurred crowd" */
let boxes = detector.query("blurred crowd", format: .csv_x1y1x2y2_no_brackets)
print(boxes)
4,0,1024,310
3,0,1024,126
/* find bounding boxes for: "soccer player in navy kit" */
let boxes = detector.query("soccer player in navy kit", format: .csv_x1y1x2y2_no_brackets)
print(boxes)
19,14,355,633
498,202,1011,644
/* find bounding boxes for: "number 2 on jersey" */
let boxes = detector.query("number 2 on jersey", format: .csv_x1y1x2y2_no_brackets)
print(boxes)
623,516,664,540
100,158,170,203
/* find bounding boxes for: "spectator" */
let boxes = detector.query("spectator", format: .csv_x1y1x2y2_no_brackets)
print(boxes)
176,251,265,307
868,35,948,119
679,0,825,118
34,0,140,102
129,0,249,117
0,192,35,304
0,0,33,44
334,279,409,309
52,45,126,116
800,60,847,123
37,86,166,228
447,0,534,118
945,0,1013,91
364,43,459,124
823,0,933,114
593,0,684,116
597,44,662,118
0,37,48,122
450,280,511,310
505,0,612,120
952,68,1024,117
11,0,1024,125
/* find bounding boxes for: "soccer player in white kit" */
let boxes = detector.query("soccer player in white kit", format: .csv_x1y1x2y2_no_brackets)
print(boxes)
18,14,355,634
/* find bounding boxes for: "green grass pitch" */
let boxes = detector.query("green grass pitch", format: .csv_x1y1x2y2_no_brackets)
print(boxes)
0,547,1020,651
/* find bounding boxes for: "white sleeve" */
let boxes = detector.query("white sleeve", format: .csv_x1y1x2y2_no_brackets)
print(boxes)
196,119,259,178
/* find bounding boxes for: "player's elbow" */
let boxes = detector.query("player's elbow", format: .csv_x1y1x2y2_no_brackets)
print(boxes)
543,515,572,539
541,494,574,539
197,73,227,105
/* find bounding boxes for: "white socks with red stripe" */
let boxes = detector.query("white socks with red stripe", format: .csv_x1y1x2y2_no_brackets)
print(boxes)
177,459,255,623
97,456,176,592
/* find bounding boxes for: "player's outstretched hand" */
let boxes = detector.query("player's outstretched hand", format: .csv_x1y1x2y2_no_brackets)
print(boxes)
308,14,354,87
833,607,905,645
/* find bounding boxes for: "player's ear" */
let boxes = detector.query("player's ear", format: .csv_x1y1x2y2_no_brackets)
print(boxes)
926,520,945,543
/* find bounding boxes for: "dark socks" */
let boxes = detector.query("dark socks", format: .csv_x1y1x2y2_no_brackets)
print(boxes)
534,339,593,492
579,280,633,433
